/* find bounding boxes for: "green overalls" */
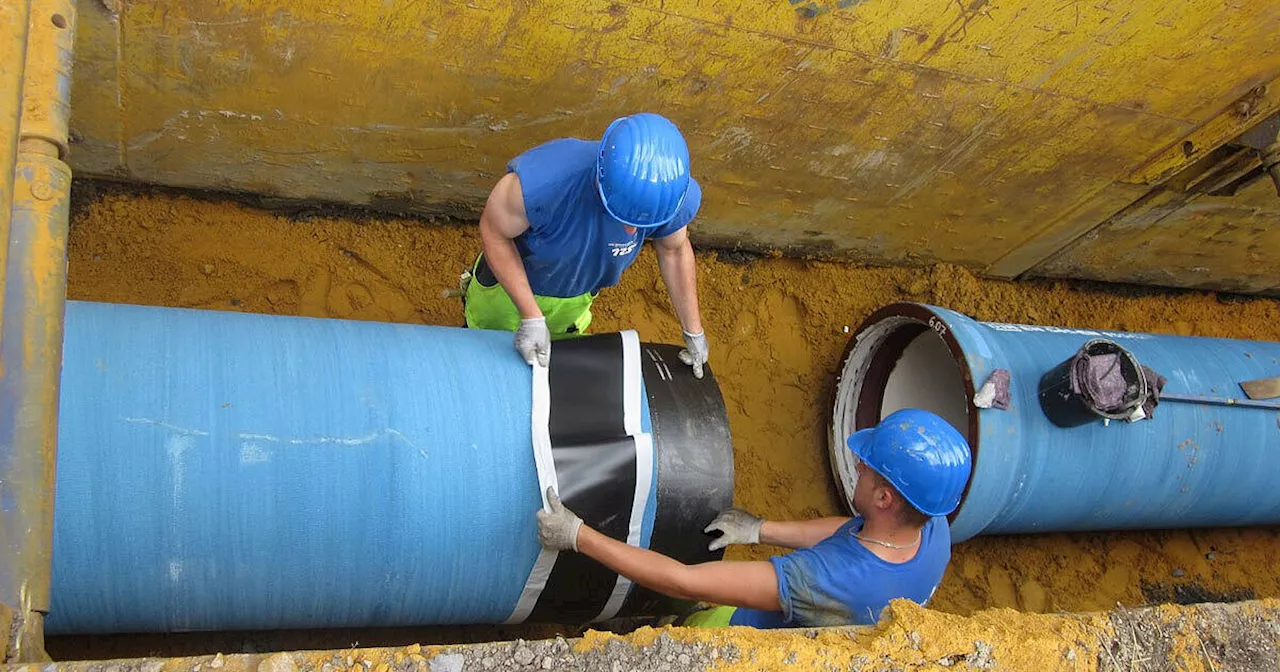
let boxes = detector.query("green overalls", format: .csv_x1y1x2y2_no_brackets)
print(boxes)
462,254,596,337
680,605,739,628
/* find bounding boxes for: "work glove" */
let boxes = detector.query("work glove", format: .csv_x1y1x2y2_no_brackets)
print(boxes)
515,317,551,367
703,507,764,552
679,330,709,379
537,486,584,552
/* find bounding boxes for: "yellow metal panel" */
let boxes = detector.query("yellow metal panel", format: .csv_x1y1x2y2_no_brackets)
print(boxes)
1033,176,1280,295
983,181,1149,278
65,1,1280,282
63,0,120,175
1125,82,1280,187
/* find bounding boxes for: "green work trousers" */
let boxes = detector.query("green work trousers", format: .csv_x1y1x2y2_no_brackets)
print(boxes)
462,255,595,337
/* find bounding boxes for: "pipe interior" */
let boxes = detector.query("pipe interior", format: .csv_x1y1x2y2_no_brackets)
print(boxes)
878,329,970,434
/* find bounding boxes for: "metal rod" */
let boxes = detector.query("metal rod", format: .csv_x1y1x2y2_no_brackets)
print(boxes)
0,0,34,659
0,0,32,335
1159,393,1280,411
0,0,76,663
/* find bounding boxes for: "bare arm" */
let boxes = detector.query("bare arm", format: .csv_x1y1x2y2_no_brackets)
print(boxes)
652,228,703,335
760,517,851,550
479,173,540,319
576,526,781,611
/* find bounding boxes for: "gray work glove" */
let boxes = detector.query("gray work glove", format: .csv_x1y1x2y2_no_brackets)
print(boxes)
703,507,764,552
515,317,551,367
537,487,583,552
678,330,709,379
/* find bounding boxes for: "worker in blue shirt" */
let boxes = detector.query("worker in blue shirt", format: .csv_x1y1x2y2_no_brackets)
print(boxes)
463,112,709,376
534,409,973,628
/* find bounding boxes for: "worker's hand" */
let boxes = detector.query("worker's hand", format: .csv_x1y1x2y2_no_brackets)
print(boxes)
679,330,709,379
704,507,764,551
515,317,551,367
537,486,584,552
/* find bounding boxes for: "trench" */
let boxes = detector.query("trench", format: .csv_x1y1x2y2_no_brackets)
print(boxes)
45,180,1280,660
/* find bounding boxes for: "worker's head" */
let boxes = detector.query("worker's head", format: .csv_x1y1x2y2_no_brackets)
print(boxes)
846,409,972,526
597,113,691,233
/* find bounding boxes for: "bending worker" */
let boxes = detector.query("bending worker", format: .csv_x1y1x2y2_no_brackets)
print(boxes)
464,112,709,376
535,409,972,627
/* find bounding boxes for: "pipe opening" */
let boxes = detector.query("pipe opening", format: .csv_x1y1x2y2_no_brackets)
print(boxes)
1038,338,1148,426
830,307,974,516
879,327,970,431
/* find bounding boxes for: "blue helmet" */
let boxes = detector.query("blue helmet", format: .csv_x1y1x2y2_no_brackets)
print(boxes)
596,113,691,228
846,409,972,517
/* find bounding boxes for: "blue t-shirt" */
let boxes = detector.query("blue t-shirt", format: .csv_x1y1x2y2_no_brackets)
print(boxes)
730,516,951,628
506,139,702,298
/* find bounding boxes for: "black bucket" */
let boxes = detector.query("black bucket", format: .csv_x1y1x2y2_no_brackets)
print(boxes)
1038,339,1149,428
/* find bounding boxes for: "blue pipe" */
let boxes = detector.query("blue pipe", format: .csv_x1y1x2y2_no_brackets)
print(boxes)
47,301,730,635
833,302,1280,543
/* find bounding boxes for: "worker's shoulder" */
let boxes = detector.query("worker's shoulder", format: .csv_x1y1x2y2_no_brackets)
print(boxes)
486,172,529,221
925,516,951,545
509,138,597,173
505,138,595,208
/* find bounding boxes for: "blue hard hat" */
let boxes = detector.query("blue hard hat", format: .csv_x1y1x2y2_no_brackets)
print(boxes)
596,113,691,228
846,409,973,517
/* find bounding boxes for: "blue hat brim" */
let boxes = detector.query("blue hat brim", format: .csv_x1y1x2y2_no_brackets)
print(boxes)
845,427,876,464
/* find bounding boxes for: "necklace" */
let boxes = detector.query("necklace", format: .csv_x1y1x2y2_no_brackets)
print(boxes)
853,530,922,550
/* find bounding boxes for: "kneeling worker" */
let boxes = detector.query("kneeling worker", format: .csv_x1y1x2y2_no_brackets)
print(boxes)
535,409,972,628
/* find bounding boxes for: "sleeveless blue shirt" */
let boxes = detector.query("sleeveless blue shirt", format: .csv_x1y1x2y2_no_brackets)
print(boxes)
506,139,701,298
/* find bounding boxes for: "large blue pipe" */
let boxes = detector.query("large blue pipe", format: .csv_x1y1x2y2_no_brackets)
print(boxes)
831,302,1280,543
48,301,732,634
